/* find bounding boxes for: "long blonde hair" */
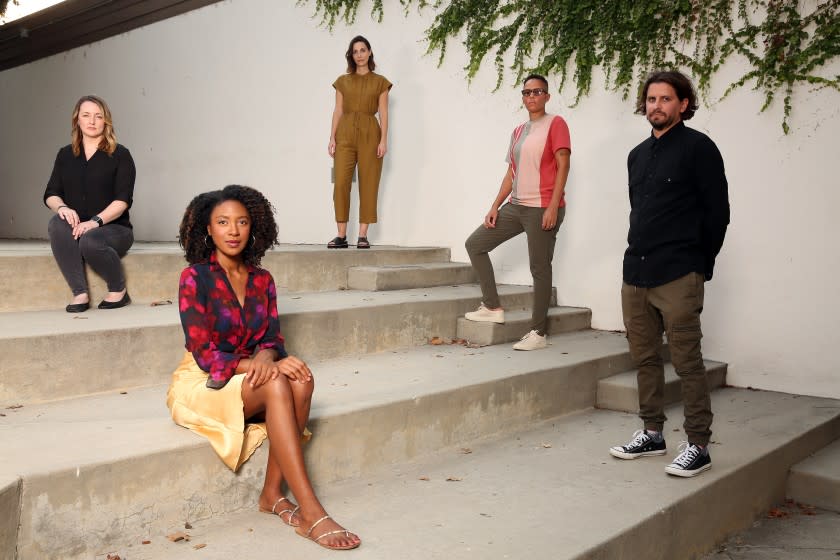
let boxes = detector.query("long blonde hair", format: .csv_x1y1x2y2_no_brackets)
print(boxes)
71,95,117,156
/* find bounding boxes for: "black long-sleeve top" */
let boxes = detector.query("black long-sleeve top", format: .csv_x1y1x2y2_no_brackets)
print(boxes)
623,122,730,287
43,144,136,228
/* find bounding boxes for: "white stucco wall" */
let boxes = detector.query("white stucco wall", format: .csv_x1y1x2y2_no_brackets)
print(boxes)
1,0,838,397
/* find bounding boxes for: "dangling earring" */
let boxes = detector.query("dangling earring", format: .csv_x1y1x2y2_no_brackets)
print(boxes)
250,234,256,246
204,235,213,248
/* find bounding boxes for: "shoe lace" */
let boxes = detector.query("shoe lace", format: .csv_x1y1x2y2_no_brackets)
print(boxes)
520,330,539,341
626,429,649,448
671,441,700,468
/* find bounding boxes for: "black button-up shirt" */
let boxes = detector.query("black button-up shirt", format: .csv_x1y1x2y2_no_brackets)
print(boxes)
43,144,136,228
624,122,729,287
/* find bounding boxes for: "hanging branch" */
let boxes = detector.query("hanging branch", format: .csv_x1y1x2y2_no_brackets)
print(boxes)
300,0,840,133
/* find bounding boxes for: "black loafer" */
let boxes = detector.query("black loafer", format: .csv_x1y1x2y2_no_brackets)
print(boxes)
98,292,131,309
66,302,90,313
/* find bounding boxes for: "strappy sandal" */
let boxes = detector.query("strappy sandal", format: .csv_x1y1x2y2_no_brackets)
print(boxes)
297,515,360,550
356,237,371,249
328,236,349,249
258,496,300,527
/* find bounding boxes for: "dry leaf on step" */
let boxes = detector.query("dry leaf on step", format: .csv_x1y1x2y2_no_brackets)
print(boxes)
446,476,463,482
418,476,430,481
541,443,552,448
429,337,444,345
194,543,207,549
460,448,472,454
166,531,190,542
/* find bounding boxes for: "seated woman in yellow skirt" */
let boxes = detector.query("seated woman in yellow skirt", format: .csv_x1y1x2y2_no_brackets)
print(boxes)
167,185,360,551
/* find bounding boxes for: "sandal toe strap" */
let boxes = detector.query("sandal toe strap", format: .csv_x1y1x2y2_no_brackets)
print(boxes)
314,529,352,543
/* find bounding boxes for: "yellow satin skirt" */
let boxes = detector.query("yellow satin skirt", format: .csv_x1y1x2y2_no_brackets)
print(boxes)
166,352,267,472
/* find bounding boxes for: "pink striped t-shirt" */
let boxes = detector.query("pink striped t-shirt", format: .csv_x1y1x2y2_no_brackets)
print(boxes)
506,114,572,208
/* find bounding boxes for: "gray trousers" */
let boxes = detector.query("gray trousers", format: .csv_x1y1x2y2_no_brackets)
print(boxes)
48,214,134,295
465,203,564,334
621,272,712,446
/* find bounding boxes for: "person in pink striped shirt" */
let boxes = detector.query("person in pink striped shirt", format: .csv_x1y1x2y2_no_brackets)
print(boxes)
464,74,572,350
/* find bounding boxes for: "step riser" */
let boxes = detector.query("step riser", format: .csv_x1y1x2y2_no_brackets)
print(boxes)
12,350,635,560
0,247,451,313
282,288,542,360
2,325,185,405
0,479,19,560
786,440,840,513
579,415,840,560
595,363,727,413
786,471,840,513
1,291,540,405
305,351,635,483
347,264,476,291
456,308,592,346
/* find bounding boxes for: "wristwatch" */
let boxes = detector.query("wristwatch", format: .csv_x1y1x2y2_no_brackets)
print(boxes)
91,215,103,226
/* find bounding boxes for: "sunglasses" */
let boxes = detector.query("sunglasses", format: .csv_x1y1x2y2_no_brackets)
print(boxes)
521,88,548,97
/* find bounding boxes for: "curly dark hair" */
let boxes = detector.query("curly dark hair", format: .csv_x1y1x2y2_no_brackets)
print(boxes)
635,70,698,121
179,185,278,267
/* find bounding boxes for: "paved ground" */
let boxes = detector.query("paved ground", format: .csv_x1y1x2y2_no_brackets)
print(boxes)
701,501,840,559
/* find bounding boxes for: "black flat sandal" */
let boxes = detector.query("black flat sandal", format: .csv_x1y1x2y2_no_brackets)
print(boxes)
327,236,348,249
356,237,371,249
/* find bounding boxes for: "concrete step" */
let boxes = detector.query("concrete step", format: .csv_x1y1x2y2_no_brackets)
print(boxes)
596,360,728,413
455,306,592,346
0,241,451,312
0,284,545,405
787,438,840,513
35,387,840,560
0,475,18,560
347,261,476,291
1,330,636,560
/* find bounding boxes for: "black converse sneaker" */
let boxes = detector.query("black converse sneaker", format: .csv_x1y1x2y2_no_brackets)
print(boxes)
664,442,712,477
609,429,667,460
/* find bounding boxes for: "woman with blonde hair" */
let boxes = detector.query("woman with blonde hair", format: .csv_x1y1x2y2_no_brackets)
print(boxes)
43,95,135,312
327,35,392,249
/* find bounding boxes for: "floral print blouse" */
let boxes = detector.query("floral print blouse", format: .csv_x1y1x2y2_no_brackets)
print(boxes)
178,253,287,388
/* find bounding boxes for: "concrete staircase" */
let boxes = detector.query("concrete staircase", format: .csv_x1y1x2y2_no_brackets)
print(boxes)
787,438,840,513
0,240,838,560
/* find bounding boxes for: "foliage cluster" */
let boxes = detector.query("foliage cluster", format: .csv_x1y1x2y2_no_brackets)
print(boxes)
0,0,15,19
302,0,840,133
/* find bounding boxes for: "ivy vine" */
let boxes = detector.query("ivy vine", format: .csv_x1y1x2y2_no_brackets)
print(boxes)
301,0,840,133
0,0,19,20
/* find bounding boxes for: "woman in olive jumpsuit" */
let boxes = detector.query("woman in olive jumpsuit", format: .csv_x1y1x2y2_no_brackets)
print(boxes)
327,35,392,249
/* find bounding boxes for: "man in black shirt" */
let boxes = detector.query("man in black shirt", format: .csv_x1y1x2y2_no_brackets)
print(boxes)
608,71,730,477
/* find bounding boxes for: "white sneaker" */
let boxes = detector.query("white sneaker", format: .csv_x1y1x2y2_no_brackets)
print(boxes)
512,330,547,350
464,303,505,324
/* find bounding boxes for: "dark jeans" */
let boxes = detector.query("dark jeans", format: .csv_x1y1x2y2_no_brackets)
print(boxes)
465,203,564,334
621,272,712,446
48,214,134,295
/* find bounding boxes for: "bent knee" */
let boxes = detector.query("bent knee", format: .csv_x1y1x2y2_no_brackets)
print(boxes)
48,214,70,237
465,234,481,255
78,233,105,254
264,375,294,400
